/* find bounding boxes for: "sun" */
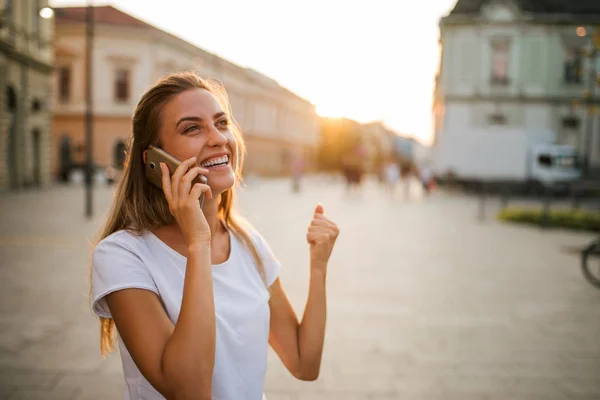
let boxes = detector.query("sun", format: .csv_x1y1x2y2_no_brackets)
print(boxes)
316,103,350,119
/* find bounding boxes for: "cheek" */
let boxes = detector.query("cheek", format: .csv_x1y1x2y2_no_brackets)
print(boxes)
163,137,207,162
227,133,238,156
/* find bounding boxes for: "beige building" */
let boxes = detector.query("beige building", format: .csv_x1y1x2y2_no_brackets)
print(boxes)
52,6,319,179
360,122,397,173
0,0,54,190
433,0,600,177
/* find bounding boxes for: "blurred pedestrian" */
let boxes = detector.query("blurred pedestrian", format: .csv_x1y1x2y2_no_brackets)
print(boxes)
383,157,400,198
342,160,363,194
400,163,412,199
291,152,304,193
420,165,433,196
89,72,340,400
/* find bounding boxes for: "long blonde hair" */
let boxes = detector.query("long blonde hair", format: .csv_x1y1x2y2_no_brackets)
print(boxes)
93,71,266,358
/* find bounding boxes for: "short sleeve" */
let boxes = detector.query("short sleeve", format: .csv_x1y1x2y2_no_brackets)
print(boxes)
250,229,281,287
91,234,159,318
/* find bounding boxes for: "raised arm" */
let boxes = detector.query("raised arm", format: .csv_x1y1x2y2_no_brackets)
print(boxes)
268,204,339,381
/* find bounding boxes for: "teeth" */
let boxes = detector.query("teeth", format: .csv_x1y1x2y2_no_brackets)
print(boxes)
201,155,228,167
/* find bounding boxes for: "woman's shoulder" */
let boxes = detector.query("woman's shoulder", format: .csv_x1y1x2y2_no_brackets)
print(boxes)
236,223,277,258
233,223,281,286
95,229,150,255
91,230,159,311
92,230,156,277
236,223,266,246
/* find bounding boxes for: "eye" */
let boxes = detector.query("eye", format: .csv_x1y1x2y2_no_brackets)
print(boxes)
183,125,201,134
217,119,231,128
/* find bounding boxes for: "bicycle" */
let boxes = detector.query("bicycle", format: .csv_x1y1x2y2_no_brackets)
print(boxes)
582,236,600,289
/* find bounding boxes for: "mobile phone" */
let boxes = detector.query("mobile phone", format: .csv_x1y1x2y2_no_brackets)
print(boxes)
145,145,208,208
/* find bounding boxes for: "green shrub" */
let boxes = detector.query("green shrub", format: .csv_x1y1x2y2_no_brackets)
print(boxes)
498,208,600,232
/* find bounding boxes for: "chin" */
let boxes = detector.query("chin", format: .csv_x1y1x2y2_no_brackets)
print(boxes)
206,169,236,195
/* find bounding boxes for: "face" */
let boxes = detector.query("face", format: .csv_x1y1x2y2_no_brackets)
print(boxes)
157,88,237,195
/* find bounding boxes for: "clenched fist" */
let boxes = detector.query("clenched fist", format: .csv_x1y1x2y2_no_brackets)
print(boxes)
307,204,339,272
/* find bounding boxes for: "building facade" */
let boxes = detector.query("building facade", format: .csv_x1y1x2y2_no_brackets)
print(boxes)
433,0,600,176
360,121,397,172
0,0,54,190
317,117,363,171
52,6,319,179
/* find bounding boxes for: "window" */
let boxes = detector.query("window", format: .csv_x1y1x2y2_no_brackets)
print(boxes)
255,101,276,132
491,40,510,84
32,0,41,38
266,103,277,132
58,66,71,103
556,155,578,169
228,93,244,122
488,113,507,125
6,86,17,112
564,48,583,84
538,154,553,167
3,0,15,42
32,99,42,112
562,116,580,129
4,0,12,16
560,116,580,148
114,69,130,102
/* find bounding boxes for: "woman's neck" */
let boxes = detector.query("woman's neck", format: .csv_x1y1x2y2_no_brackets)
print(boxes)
201,197,223,240
157,197,225,245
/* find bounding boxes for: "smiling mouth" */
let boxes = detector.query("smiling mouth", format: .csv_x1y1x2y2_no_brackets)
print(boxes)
200,155,229,168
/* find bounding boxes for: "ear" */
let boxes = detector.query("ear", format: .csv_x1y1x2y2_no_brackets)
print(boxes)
142,149,148,165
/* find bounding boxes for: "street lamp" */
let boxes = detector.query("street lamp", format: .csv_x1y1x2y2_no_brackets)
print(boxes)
39,7,54,19
0,6,54,28
85,3,94,218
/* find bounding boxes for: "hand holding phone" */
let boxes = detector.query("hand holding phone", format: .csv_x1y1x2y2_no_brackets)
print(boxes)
146,146,213,243
146,145,208,205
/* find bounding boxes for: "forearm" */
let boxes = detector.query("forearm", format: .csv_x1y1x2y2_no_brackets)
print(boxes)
162,243,215,398
297,264,327,380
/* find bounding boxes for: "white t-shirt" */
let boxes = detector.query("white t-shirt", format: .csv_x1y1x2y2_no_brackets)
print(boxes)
91,226,281,400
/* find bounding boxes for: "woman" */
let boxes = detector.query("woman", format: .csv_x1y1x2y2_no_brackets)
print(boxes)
91,72,339,399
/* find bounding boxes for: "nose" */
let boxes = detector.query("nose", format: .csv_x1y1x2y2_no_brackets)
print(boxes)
207,125,228,147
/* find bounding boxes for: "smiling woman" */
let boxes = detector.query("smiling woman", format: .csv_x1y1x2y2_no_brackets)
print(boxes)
89,71,339,400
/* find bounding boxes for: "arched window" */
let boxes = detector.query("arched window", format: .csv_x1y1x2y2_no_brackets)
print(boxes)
32,99,42,112
6,86,17,112
6,86,18,187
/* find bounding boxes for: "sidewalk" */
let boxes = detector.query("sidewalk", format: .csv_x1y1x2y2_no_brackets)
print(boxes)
1,179,599,399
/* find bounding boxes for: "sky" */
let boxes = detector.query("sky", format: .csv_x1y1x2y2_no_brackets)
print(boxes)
50,0,458,145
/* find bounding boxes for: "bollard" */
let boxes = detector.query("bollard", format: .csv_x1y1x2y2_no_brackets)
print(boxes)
541,185,552,228
571,182,580,210
501,183,510,210
478,181,486,221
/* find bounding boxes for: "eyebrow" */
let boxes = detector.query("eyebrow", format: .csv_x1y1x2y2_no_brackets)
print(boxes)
176,112,227,128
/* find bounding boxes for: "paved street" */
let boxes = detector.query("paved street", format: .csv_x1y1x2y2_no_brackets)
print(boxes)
1,176,599,399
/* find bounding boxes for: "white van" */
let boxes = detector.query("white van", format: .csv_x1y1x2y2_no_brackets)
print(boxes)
530,144,581,185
